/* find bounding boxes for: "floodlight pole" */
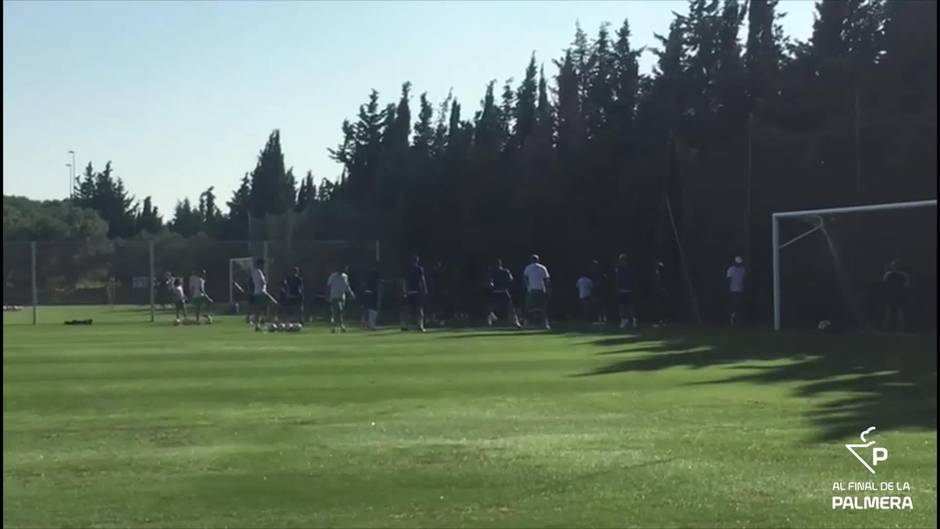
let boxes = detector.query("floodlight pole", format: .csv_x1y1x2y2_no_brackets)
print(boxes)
31,242,37,326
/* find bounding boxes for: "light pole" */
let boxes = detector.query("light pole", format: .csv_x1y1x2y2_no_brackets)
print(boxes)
66,163,72,199
68,150,76,198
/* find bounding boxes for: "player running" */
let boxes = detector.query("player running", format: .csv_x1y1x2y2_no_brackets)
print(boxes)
523,254,551,330
327,265,356,333
188,269,213,324
486,258,522,328
616,253,638,328
401,255,428,332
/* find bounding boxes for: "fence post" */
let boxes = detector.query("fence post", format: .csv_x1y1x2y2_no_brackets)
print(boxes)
263,241,269,278
772,215,781,331
31,241,37,326
149,241,155,323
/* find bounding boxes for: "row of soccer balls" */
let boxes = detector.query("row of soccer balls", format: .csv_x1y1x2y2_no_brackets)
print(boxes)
256,322,304,332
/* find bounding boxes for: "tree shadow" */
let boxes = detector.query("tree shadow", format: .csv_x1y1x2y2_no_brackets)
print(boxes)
573,326,936,441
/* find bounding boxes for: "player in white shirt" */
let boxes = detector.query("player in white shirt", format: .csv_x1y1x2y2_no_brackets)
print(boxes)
726,256,747,326
172,277,188,324
326,265,356,333
523,254,551,330
575,273,594,323
250,258,277,330
188,269,213,324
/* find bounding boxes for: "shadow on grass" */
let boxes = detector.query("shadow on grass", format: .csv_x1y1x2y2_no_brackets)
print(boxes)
564,325,936,441
443,324,938,441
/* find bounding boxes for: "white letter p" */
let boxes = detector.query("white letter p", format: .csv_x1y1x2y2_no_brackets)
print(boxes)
872,447,888,466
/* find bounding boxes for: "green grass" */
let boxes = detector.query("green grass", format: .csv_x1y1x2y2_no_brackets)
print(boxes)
3,306,937,528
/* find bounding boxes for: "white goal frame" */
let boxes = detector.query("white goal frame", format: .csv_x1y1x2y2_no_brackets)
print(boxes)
772,199,937,330
228,257,270,305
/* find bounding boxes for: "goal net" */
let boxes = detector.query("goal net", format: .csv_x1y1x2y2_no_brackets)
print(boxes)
772,200,937,331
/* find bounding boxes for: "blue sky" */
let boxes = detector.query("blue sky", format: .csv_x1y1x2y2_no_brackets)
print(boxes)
3,1,816,215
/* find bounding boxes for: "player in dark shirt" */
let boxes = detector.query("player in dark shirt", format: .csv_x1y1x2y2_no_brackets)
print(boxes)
486,258,522,328
615,253,638,329
401,255,428,332
882,259,911,332
283,266,304,323
591,260,609,324
652,261,667,326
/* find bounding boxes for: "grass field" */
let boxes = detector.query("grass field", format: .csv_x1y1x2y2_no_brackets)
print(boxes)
3,306,937,528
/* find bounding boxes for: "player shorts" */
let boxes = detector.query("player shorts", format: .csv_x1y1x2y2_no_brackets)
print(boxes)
405,292,424,312
526,290,546,311
618,290,634,310
884,289,906,311
362,291,378,311
730,291,744,313
284,296,302,308
490,290,514,314
253,291,274,309
192,295,210,307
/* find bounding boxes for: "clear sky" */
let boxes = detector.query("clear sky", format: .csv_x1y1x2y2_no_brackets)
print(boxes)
3,1,817,215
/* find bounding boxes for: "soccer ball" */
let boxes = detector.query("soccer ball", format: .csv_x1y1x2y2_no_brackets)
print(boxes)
817,319,832,331
174,319,181,326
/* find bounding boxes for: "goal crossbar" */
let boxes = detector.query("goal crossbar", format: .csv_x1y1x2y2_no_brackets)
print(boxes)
772,199,937,330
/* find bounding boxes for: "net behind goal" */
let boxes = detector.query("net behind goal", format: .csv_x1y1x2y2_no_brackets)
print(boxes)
772,200,937,331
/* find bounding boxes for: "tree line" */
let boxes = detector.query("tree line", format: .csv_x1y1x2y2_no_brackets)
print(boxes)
4,0,936,325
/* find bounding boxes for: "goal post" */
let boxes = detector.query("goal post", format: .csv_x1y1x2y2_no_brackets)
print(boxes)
772,199,937,330
228,257,259,307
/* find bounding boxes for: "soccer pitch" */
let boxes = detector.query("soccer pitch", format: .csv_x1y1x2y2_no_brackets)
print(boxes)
3,307,936,528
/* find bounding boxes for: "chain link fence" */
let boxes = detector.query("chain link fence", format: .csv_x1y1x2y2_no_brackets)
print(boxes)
2,239,379,325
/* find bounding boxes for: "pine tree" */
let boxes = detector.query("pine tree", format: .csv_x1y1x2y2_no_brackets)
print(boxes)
611,18,642,143
222,173,251,239
571,22,592,101
199,186,222,237
169,198,202,237
75,161,138,238
513,54,539,150
585,24,615,140
714,0,748,126
249,130,290,217
413,92,435,153
554,50,586,163
295,171,316,212
745,0,783,104
136,196,163,234
474,80,502,156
